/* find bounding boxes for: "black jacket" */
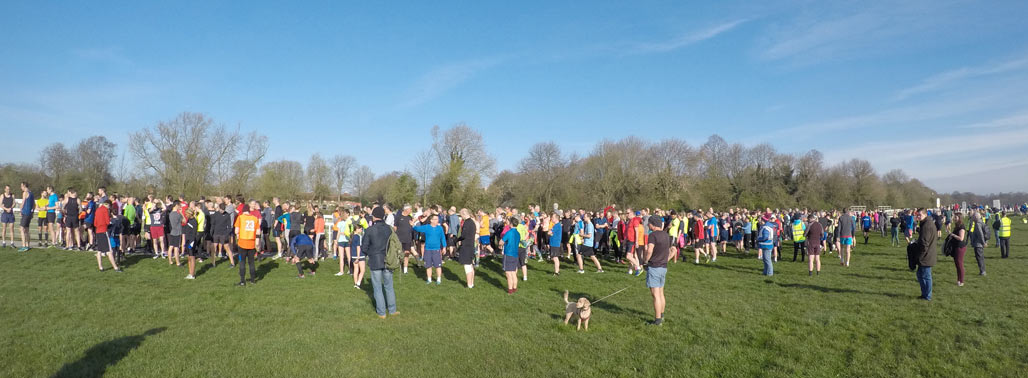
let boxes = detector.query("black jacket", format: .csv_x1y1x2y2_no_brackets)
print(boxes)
362,220,392,270
917,218,937,267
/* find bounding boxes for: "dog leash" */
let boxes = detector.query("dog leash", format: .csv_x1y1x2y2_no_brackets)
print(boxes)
590,286,629,305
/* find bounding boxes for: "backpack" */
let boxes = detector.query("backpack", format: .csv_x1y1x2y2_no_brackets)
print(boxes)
385,228,401,270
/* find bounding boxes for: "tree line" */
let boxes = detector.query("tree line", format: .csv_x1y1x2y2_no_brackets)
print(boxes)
1,111,1009,210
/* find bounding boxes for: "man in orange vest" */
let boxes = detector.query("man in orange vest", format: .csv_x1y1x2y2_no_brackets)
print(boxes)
234,200,261,286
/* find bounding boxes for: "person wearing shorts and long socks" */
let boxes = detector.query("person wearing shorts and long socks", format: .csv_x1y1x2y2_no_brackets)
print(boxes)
93,200,122,272
16,183,35,251
414,213,447,285
234,203,260,286
1,186,14,247
349,227,365,288
643,216,670,326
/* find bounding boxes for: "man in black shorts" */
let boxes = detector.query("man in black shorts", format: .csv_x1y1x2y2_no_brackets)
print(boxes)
290,230,317,278
395,205,415,274
211,203,234,267
63,189,82,250
576,213,604,273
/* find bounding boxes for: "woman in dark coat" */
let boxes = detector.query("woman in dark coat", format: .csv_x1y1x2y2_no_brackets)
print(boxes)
457,208,479,288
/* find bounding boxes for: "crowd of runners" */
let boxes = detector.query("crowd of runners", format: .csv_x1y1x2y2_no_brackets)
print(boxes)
1,181,1023,323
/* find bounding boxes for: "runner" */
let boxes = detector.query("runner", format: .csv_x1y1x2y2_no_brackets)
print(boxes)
643,216,670,326
35,188,48,246
838,209,856,267
290,229,317,278
334,208,352,276
500,216,521,295
395,205,416,274
211,203,234,267
413,212,446,285
92,200,122,272
478,210,494,257
183,207,200,279
64,189,82,251
548,213,563,276
1,185,14,247
234,202,260,286
804,214,823,276
576,213,603,273
861,212,872,244
46,186,59,245
349,225,365,288
167,201,183,266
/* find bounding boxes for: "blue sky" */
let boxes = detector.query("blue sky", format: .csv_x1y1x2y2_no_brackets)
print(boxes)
2,0,1027,194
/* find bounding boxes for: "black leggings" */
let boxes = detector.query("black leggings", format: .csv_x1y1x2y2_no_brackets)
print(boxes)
238,248,256,282
793,241,806,261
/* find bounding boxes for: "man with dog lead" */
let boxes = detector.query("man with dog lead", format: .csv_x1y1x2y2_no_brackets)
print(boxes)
643,216,670,326
363,207,398,319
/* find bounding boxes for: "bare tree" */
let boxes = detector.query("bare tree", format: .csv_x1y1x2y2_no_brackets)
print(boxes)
430,123,496,180
221,132,268,195
74,136,117,191
130,112,260,197
517,142,566,206
40,143,73,189
330,155,356,201
409,150,437,203
351,165,374,202
307,153,332,200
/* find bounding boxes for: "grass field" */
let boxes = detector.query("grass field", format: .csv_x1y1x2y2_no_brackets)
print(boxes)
0,219,1026,377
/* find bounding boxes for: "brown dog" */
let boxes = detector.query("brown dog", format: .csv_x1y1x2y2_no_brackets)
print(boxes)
563,290,591,330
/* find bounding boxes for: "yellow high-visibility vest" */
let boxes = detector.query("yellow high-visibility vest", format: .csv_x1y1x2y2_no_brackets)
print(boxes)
999,217,1011,238
792,221,806,242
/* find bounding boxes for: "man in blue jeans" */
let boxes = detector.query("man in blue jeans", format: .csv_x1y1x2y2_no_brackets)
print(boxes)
757,215,776,276
362,207,398,318
915,208,937,301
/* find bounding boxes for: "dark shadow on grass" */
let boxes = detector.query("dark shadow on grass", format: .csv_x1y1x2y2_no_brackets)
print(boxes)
441,264,462,282
255,260,279,281
475,259,508,291
840,272,908,282
194,262,215,278
705,263,760,275
774,282,906,298
117,254,148,269
876,266,911,273
51,327,167,378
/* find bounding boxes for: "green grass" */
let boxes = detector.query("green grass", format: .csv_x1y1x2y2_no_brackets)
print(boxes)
1,220,1027,377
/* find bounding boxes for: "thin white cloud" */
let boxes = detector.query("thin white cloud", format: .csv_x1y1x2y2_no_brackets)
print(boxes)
397,57,503,109
958,112,1028,129
72,46,133,67
824,126,1028,167
893,56,1028,100
627,19,748,55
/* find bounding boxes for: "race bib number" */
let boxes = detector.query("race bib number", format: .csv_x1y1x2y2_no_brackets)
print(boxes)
245,220,256,232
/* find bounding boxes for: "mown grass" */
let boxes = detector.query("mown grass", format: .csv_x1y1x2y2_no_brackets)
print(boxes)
0,221,1026,377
